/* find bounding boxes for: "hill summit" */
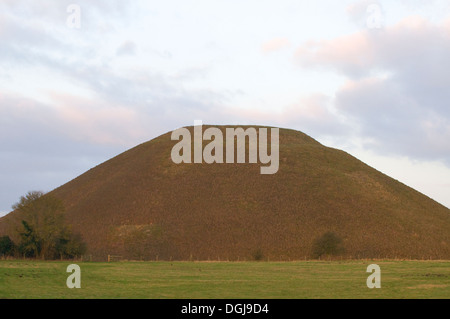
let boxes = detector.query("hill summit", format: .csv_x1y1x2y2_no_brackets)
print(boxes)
1,125,449,261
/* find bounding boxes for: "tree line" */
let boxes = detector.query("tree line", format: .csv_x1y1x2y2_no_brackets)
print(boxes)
0,191,86,259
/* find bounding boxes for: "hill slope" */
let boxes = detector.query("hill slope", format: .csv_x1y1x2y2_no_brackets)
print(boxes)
1,126,449,260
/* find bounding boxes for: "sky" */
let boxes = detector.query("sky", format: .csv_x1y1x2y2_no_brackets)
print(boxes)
1,0,450,216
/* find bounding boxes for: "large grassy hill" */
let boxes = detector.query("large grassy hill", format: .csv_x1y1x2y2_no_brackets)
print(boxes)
1,126,449,261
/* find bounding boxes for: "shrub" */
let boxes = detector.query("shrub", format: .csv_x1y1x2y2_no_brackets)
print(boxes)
0,236,15,257
312,231,345,259
253,248,264,261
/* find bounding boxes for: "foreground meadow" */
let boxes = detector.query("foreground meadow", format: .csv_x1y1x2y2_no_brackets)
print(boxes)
0,260,448,299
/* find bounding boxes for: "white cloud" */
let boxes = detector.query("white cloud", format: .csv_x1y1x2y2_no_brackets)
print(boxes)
116,41,137,56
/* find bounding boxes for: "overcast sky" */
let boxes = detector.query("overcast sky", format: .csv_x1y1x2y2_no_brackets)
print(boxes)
1,0,450,216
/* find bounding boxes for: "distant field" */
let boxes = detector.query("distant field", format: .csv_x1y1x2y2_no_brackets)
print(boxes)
0,260,449,299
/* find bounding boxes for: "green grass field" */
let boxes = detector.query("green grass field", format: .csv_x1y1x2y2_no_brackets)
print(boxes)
0,260,449,299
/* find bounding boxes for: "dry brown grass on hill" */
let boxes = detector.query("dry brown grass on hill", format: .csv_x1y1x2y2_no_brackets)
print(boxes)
0,125,449,261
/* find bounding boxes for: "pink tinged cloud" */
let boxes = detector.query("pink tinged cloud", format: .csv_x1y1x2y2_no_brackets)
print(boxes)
46,93,145,146
294,32,374,76
294,16,450,77
261,38,290,53
292,15,450,163
222,93,345,137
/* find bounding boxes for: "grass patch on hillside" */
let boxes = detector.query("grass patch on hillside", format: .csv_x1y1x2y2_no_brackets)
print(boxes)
0,260,449,299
